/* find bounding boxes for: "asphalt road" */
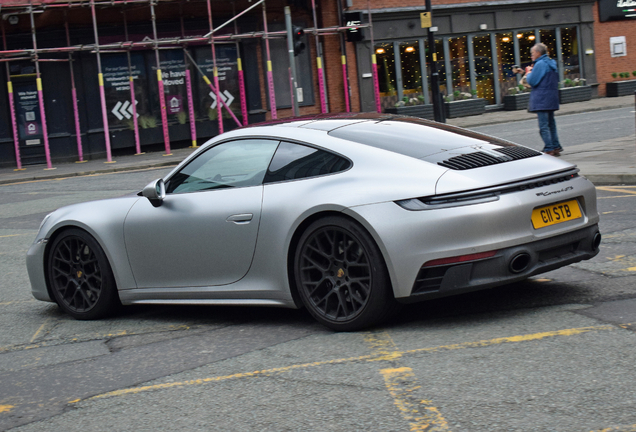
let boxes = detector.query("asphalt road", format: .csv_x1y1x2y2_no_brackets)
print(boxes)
1,167,636,431
472,107,636,151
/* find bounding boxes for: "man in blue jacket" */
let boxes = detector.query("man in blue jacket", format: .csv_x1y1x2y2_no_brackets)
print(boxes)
516,43,562,156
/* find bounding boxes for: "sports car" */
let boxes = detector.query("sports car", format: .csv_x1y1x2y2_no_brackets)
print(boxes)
26,113,601,331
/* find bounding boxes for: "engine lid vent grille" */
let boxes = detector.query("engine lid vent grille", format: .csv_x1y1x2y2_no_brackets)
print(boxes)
438,147,541,170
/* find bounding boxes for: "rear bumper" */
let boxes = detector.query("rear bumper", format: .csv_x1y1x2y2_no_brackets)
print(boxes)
400,223,600,303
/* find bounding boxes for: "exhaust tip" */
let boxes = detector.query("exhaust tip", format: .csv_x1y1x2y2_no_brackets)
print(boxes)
592,232,602,251
509,252,531,274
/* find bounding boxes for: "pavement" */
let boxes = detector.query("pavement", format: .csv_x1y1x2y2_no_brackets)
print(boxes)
1,95,635,186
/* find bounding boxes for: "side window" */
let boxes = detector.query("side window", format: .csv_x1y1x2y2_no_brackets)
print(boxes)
263,142,352,184
166,139,280,194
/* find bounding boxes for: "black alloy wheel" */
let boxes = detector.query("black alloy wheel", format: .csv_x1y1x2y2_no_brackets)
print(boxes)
47,229,119,320
294,216,397,331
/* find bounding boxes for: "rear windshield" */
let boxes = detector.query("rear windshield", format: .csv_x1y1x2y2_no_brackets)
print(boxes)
328,117,516,159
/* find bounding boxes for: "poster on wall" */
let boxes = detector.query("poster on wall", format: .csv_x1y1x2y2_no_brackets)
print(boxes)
14,82,43,145
193,44,239,121
148,50,189,124
599,0,636,22
102,53,149,128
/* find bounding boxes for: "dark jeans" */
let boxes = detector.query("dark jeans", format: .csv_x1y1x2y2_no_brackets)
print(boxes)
536,110,561,152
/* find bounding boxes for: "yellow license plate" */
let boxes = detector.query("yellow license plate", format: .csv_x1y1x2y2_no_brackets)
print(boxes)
531,199,582,229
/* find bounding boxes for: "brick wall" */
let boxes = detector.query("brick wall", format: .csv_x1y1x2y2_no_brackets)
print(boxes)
592,6,636,96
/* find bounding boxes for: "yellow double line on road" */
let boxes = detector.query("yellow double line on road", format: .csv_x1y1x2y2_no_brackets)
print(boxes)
74,324,616,406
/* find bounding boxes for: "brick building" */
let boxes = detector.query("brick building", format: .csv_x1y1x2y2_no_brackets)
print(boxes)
0,0,634,168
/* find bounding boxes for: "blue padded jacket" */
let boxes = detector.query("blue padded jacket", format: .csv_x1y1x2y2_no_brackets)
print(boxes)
527,54,559,112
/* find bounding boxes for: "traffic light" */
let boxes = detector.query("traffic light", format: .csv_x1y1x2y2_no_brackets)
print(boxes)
293,26,305,56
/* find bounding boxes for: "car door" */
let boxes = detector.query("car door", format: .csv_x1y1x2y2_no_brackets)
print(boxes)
124,139,280,289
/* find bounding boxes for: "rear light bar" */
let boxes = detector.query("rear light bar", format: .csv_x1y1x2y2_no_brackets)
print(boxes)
422,250,498,268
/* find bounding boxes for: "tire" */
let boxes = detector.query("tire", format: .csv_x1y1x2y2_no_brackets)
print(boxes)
294,216,398,331
47,228,120,320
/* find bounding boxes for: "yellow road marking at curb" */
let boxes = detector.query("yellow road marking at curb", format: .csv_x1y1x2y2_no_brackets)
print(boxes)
30,318,56,343
73,324,617,404
0,233,35,239
381,367,449,432
593,424,636,432
0,405,14,414
597,187,636,195
0,299,36,306
365,332,450,431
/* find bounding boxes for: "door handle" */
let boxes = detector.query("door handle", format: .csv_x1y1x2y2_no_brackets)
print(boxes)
226,213,253,224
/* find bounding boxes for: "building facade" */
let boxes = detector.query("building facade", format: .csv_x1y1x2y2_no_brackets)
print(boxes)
0,0,635,168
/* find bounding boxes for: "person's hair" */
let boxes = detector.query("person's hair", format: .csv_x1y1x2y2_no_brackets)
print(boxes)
532,43,548,56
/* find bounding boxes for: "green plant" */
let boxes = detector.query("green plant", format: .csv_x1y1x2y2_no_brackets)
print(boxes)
633,71,636,77
612,72,618,79
402,96,409,104
563,78,573,87
470,89,478,97
417,94,425,102
621,72,630,78
453,90,461,100
139,115,157,129
176,110,187,125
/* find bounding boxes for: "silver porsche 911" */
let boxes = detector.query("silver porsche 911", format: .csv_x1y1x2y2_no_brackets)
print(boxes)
26,113,601,331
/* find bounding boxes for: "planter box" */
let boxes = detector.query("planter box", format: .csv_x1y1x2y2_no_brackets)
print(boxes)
503,93,530,111
559,85,592,104
444,98,486,118
606,80,636,97
385,104,434,120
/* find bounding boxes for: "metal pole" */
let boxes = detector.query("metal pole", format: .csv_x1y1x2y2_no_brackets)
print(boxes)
64,12,85,163
262,1,277,119
184,51,198,147
124,10,142,155
206,0,223,134
311,0,326,113
30,2,54,169
150,1,171,155
425,0,445,123
367,0,381,113
285,6,299,117
90,0,114,163
1,19,23,170
337,0,351,112
181,9,198,147
233,2,249,126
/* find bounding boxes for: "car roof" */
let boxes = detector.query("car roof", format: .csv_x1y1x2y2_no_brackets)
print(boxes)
245,113,517,160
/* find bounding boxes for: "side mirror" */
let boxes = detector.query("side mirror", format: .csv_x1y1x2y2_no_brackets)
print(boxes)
142,179,166,206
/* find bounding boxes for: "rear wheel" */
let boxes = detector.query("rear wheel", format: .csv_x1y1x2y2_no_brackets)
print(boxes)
47,229,120,320
294,216,397,331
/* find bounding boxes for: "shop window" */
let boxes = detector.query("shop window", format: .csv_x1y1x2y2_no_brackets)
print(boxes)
561,27,581,81
516,31,536,70
472,35,495,104
101,52,150,130
194,45,240,121
399,41,424,104
150,50,190,125
264,25,315,110
496,33,517,96
449,36,469,95
539,29,557,60
375,42,397,110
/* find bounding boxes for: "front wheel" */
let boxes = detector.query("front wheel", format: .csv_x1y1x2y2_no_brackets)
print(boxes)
294,216,397,331
47,228,120,320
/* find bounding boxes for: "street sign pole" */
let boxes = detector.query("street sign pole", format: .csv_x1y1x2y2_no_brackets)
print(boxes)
425,0,446,123
285,7,300,117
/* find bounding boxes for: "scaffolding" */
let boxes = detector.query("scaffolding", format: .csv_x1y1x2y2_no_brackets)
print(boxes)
0,0,377,170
